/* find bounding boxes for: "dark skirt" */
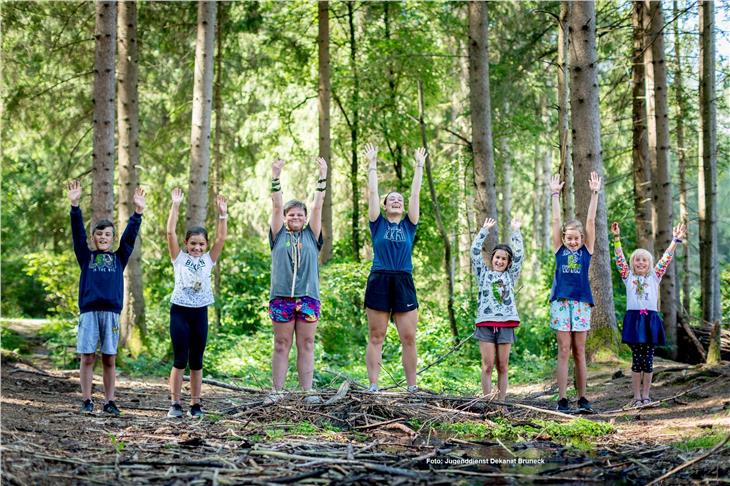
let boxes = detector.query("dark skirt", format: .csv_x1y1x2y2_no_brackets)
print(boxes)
621,310,666,345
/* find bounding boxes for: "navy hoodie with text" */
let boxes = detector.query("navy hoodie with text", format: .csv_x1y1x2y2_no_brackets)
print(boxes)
71,206,142,314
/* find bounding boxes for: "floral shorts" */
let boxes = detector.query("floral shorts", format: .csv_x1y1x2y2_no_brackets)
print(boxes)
550,299,591,332
269,296,321,323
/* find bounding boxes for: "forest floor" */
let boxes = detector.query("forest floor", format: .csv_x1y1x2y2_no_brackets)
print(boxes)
1,321,729,485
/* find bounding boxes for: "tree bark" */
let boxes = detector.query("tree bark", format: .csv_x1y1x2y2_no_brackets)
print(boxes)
467,1,497,253
699,0,720,360
212,1,225,326
672,0,690,315
92,1,116,223
499,135,511,243
117,0,144,350
644,0,676,358
557,1,574,222
418,81,457,339
319,1,333,264
383,2,404,188
186,0,216,229
632,1,654,251
568,0,618,353
347,1,360,262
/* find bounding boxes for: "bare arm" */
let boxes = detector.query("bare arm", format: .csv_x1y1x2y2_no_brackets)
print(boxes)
549,174,564,252
309,157,328,239
655,223,686,279
209,195,228,263
364,143,380,222
585,171,602,254
270,158,284,235
471,217,496,272
167,188,183,260
408,147,426,224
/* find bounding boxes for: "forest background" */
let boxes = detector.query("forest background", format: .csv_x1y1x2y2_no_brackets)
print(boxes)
1,0,729,395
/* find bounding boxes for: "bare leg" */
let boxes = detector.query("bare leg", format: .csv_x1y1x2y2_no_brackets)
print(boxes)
100,354,116,401
571,331,588,398
641,372,653,401
631,372,642,400
479,341,495,395
80,353,96,400
496,343,512,401
294,319,318,391
189,369,203,404
169,367,184,402
366,308,390,387
272,321,295,390
556,331,572,399
394,310,418,387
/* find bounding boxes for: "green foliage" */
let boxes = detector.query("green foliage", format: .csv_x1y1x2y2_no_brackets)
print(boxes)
218,243,271,334
38,319,78,369
673,432,728,452
23,252,78,318
0,326,30,354
109,434,126,453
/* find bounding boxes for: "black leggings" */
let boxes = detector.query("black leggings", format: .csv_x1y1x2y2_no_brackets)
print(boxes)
170,304,209,370
629,343,655,373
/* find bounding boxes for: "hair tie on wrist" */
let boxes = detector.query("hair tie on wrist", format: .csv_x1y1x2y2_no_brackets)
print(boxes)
673,238,683,244
551,192,559,197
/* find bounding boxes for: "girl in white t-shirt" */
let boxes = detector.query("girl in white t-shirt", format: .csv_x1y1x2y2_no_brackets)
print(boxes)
165,188,227,418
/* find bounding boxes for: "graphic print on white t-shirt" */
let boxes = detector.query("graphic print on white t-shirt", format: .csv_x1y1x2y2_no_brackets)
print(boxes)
171,252,215,308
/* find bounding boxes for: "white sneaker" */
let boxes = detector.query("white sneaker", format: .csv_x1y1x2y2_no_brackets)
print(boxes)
367,383,379,393
262,390,284,406
303,393,323,405
167,402,183,418
407,385,419,393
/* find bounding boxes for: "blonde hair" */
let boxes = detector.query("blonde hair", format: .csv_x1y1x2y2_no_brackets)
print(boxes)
629,248,654,274
561,219,584,237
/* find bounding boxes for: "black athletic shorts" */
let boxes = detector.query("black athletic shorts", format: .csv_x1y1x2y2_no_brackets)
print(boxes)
364,270,419,313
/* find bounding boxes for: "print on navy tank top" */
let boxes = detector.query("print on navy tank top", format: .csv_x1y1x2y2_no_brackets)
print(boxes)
560,248,584,274
384,223,406,242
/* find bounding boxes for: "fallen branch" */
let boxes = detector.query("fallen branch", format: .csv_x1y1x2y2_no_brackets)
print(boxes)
644,433,730,486
184,375,261,393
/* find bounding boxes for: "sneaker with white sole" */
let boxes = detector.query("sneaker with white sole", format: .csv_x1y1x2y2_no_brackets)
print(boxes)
367,383,379,393
80,399,94,414
167,402,184,418
103,400,121,416
262,390,284,406
406,385,419,393
303,393,323,405
188,403,204,418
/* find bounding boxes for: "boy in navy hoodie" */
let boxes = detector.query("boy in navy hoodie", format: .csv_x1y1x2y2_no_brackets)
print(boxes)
68,180,144,415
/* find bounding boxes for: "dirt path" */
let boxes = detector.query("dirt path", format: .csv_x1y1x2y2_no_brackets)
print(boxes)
1,350,728,484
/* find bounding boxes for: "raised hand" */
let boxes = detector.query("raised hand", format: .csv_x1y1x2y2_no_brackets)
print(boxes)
216,194,227,216
171,187,183,206
589,171,602,193
414,147,427,167
483,217,497,230
67,180,82,207
272,158,285,178
133,187,146,213
510,217,522,231
363,143,377,168
316,157,328,179
673,223,687,240
549,175,564,194
610,222,620,236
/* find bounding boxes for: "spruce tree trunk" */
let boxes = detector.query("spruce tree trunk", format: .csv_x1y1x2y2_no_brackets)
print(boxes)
384,2,404,188
644,0,677,358
558,1,574,222
117,0,144,350
319,1,333,264
532,152,542,254
186,1,216,229
92,1,116,223
499,135,511,243
212,1,225,326
672,0,690,315
699,0,721,362
467,1,497,253
632,1,654,251
568,0,618,353
347,1,360,262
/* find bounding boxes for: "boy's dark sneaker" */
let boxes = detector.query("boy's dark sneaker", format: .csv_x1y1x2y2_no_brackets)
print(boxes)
188,403,204,418
103,400,121,416
80,399,94,414
167,403,184,418
577,396,594,413
556,398,572,413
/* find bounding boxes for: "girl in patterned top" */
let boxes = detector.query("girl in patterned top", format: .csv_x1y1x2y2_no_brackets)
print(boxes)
611,221,686,407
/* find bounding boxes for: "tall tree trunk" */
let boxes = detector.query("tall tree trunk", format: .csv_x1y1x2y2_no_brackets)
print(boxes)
542,141,553,253
319,1,333,264
499,136,511,243
541,95,553,253
672,0,690,315
557,1,574,222
92,1,117,222
568,0,618,354
418,81,457,339
532,147,542,254
699,0,720,361
117,0,144,350
347,1,360,262
212,1,225,326
383,2,404,188
186,1,216,229
632,1,654,251
467,1,497,253
644,0,676,358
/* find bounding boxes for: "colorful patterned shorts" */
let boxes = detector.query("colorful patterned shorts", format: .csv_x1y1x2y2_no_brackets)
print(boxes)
550,299,591,332
269,296,321,323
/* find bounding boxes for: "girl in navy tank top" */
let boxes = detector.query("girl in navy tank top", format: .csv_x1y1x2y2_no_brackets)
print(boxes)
549,172,602,414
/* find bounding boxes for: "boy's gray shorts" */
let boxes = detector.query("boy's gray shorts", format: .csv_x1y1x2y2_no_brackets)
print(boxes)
473,326,516,344
77,311,120,355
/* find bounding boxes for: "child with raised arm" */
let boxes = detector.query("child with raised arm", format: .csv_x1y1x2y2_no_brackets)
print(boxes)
471,217,524,400
549,172,601,413
611,221,686,407
68,180,145,415
165,188,227,418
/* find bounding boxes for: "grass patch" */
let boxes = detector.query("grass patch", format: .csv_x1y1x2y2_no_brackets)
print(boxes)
291,422,318,435
0,326,31,354
673,432,729,452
